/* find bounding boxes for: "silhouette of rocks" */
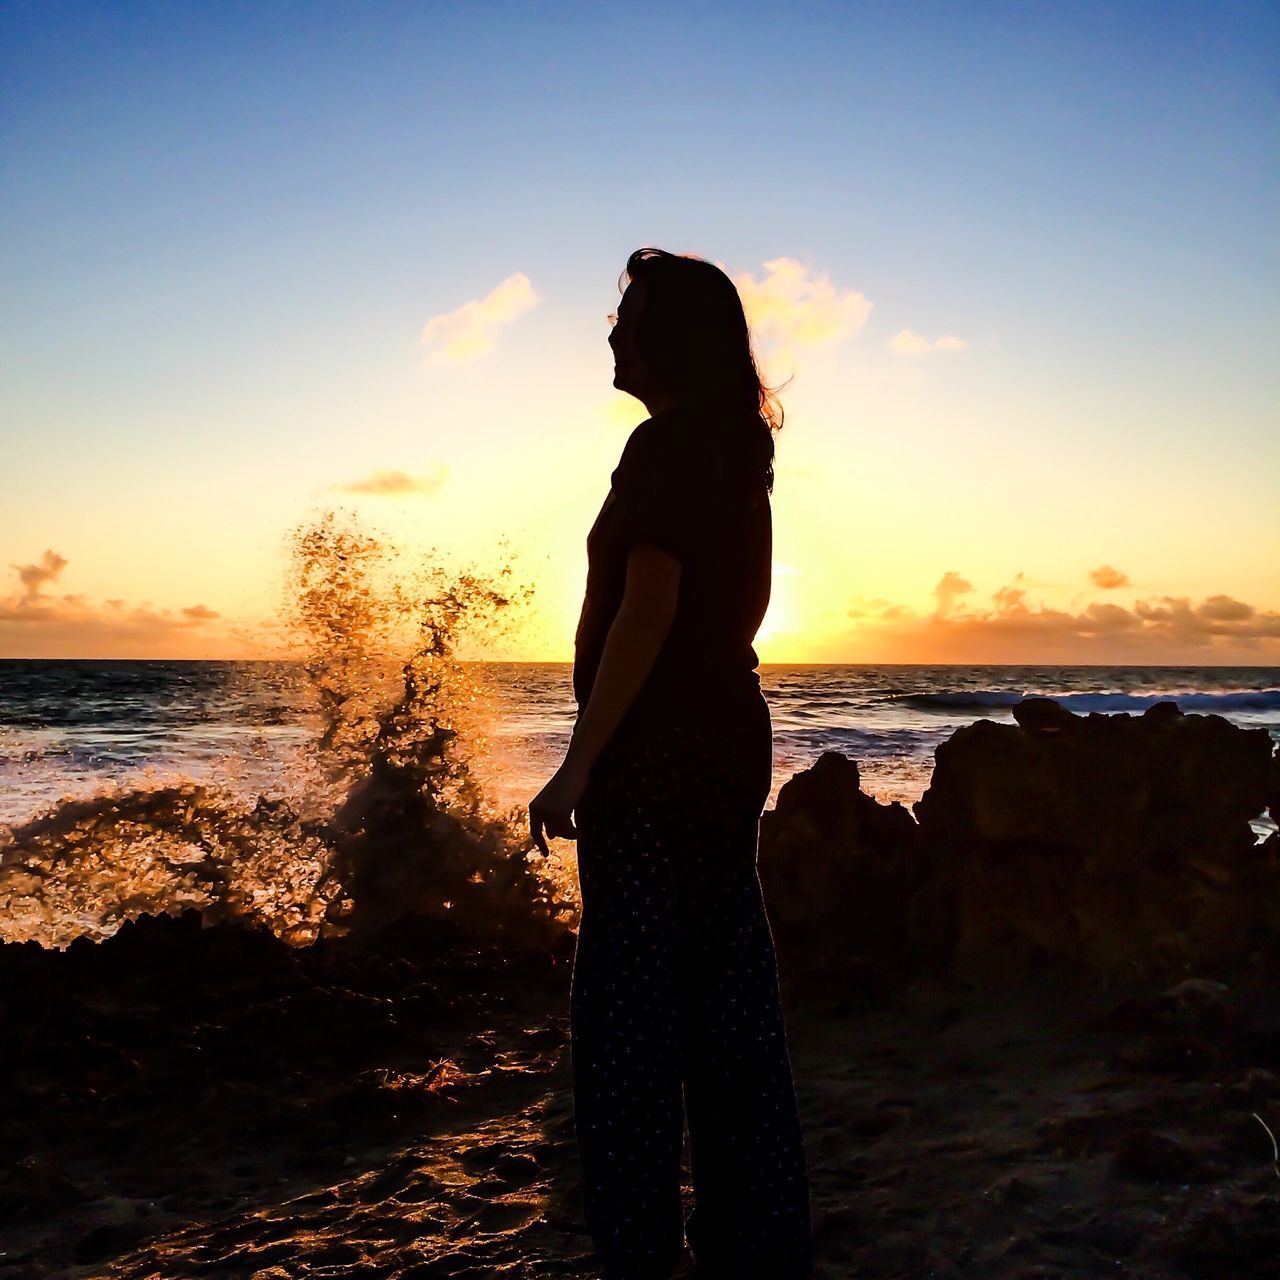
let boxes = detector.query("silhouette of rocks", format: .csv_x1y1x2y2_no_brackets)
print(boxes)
913,699,1277,976
758,751,918,993
1111,1129,1212,1183
759,701,1279,981
1009,695,1077,734
1172,1198,1280,1280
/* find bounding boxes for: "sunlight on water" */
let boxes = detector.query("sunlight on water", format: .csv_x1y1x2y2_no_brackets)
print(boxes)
0,513,574,949
2,550,1277,951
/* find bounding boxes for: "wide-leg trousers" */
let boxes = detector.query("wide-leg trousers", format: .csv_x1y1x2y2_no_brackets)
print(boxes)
570,689,813,1280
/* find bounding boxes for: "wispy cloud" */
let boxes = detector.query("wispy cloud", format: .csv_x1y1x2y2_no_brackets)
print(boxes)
888,328,967,356
338,464,448,496
733,258,872,361
1090,564,1130,590
13,550,68,599
934,570,974,615
421,273,541,364
0,553,223,657
846,594,912,622
993,582,1027,611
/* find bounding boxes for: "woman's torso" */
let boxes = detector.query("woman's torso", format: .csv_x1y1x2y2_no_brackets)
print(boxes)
572,403,772,733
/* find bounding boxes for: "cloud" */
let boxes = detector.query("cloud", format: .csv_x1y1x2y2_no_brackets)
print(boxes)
421,273,541,364
934,571,974,615
1090,564,1130,590
338,465,448,496
13,550,68,599
1083,601,1141,631
833,572,1280,662
1196,594,1254,623
1133,594,1272,636
993,583,1027,611
732,258,872,359
0,554,224,658
888,329,967,356
847,594,910,620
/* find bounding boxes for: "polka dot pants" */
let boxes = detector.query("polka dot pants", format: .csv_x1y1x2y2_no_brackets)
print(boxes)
570,691,814,1280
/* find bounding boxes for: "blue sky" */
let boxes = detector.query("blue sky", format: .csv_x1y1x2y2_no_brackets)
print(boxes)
2,1,1277,660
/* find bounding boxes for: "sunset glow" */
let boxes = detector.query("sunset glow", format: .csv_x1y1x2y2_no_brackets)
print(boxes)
3,3,1276,664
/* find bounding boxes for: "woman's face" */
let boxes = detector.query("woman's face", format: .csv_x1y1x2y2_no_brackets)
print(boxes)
608,279,656,403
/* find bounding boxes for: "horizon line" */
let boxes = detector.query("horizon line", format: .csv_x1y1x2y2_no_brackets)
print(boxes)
1,657,1278,670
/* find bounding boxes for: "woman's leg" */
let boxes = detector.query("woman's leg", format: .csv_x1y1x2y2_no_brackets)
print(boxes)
570,700,813,1279
677,698,814,1278
571,734,687,1280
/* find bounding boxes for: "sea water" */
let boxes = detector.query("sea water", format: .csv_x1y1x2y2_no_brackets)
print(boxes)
3,660,1276,825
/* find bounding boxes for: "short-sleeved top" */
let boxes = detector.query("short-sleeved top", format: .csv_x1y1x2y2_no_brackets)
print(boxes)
572,401,772,728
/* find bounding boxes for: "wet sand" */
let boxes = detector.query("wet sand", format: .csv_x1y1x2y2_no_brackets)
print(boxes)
4,910,1280,1279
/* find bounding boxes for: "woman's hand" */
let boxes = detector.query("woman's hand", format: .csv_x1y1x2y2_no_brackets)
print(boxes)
528,759,590,856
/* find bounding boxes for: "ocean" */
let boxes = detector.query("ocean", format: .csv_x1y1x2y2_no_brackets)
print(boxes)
2,660,1276,947
3,660,1277,824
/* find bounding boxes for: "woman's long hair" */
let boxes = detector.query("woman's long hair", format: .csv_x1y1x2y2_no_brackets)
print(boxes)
620,247,783,493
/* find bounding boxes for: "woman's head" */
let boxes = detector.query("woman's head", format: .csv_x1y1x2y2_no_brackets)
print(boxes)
609,247,782,489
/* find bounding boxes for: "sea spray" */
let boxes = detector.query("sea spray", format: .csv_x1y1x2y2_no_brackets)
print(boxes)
288,512,571,944
0,515,574,949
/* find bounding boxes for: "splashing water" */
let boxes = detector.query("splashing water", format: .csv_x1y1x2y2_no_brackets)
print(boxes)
0,514,575,950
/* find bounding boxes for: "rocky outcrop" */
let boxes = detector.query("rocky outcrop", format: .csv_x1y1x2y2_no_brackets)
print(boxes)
759,701,1279,982
758,752,918,987
913,700,1278,976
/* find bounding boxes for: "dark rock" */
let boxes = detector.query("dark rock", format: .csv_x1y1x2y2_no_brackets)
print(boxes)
0,1158,90,1219
1224,1067,1280,1108
758,751,919,987
1080,1216,1140,1258
72,1221,148,1265
1103,979,1236,1072
1171,1198,1280,1278
493,1152,541,1185
758,703,1278,982
1011,696,1076,733
909,700,1277,977
1110,1129,1207,1183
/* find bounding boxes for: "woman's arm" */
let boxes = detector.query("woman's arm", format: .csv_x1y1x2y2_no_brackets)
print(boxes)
565,542,681,773
527,541,680,855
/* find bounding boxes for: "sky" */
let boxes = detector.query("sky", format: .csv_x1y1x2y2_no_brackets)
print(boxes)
2,0,1277,664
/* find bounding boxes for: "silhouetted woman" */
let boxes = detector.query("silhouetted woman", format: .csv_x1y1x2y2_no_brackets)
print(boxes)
529,248,813,1280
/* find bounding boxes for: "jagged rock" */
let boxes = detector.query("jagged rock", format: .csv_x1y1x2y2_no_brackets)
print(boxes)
910,701,1277,976
758,751,919,984
760,704,1278,982
1111,1129,1210,1183
1011,696,1076,734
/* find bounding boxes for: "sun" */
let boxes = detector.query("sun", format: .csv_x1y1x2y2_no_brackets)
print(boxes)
755,563,799,655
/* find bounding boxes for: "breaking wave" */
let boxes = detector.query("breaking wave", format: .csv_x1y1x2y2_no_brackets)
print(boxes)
0,514,575,951
886,689,1280,715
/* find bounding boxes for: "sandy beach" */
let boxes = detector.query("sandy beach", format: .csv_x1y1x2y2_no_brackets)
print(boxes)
5,914,1280,1278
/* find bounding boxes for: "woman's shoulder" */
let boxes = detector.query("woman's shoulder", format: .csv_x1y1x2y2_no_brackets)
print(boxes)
618,404,768,494
617,412,693,477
